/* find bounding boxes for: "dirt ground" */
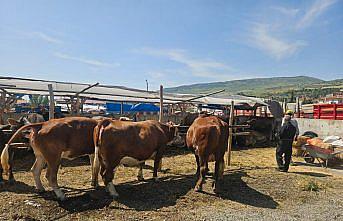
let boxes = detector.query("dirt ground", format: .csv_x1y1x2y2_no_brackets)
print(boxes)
0,147,342,221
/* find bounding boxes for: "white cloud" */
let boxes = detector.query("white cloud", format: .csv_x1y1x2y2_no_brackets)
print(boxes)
271,6,299,16
30,32,63,44
296,0,337,29
251,23,306,60
54,52,119,68
137,47,235,79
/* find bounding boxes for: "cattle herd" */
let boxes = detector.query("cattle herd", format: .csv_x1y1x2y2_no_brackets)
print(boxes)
0,113,229,201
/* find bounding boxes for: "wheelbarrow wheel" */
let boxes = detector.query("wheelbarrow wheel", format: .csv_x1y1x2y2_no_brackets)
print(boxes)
304,153,315,164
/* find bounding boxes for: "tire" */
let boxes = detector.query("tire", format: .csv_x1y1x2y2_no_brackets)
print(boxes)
304,153,315,163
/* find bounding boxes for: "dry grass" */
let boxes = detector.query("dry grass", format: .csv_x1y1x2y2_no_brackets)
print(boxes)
0,147,342,220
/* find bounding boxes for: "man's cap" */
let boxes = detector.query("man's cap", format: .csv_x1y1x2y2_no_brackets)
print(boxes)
286,110,294,115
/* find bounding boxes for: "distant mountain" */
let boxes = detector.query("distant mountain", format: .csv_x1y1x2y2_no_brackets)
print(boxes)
165,76,324,98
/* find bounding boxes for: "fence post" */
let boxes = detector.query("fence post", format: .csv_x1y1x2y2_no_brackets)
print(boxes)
48,84,55,120
227,101,234,166
333,103,337,120
159,85,163,122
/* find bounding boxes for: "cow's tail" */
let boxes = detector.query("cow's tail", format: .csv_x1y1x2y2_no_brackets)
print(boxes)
1,123,43,173
93,119,112,168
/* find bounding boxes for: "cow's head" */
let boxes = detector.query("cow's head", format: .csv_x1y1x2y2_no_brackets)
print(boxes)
165,121,181,145
7,117,30,130
7,116,32,139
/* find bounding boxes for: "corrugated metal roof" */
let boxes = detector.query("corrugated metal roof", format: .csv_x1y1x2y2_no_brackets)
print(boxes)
0,76,267,106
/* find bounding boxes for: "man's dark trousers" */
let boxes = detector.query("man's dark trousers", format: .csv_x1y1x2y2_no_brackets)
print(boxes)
276,139,293,171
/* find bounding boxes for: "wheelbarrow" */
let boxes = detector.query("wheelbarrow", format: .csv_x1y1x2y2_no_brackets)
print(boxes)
301,144,343,168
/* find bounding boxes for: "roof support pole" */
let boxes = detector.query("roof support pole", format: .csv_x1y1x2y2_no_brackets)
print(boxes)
0,91,6,124
120,101,124,115
48,84,55,120
159,85,163,122
226,101,234,167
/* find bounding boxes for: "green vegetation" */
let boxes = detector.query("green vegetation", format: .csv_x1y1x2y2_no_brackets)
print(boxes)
303,180,320,192
165,76,343,101
28,95,49,108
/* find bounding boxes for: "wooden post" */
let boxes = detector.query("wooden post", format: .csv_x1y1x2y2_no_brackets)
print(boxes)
76,96,80,115
48,84,55,120
0,91,6,124
296,97,300,118
159,85,163,122
227,101,234,166
120,101,124,116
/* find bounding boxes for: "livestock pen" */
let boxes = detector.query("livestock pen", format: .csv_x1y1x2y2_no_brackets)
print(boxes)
0,76,342,220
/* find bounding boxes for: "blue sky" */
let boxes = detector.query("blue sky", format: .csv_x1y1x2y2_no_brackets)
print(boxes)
0,0,342,90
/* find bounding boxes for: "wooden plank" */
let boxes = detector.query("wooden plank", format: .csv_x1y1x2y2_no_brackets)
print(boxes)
227,101,234,166
48,84,55,120
233,132,252,136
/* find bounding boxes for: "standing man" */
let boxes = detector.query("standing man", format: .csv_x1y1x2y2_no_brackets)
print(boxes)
282,110,299,140
276,115,297,172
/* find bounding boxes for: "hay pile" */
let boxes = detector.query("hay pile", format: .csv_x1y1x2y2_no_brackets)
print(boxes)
292,136,310,156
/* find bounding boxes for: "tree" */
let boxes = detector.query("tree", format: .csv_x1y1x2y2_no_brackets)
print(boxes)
28,95,49,108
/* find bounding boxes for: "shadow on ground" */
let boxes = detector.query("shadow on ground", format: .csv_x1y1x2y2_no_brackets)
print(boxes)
292,171,331,177
11,169,279,213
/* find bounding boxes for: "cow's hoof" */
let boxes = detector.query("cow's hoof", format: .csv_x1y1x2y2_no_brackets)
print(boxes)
194,186,202,192
56,193,66,201
153,177,160,182
137,176,145,182
8,179,16,185
36,188,46,193
91,181,99,189
58,196,67,201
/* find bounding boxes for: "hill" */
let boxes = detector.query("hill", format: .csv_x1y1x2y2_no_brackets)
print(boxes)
166,76,323,96
165,76,343,101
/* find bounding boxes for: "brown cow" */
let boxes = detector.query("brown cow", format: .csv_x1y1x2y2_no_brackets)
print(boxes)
93,119,177,198
1,117,98,200
186,115,228,192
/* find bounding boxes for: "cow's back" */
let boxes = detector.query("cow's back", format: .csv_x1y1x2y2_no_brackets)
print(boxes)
101,120,168,159
187,116,228,155
34,117,97,157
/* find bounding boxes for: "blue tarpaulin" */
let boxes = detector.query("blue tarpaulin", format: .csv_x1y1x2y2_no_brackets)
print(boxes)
106,103,159,113
106,103,133,112
130,103,159,112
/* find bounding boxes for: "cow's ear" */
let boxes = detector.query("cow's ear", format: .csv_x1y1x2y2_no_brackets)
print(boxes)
7,118,20,126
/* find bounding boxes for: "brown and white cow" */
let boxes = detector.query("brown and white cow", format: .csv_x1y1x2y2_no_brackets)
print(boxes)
1,117,98,200
0,114,45,185
93,119,177,198
186,115,228,193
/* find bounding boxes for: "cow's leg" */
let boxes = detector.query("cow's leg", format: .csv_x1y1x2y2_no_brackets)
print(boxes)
46,157,65,201
7,148,16,184
0,166,4,186
213,156,225,193
89,154,99,188
194,156,207,192
153,146,165,181
31,155,46,192
101,158,120,199
158,159,162,172
205,161,209,175
194,154,200,177
137,162,144,181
